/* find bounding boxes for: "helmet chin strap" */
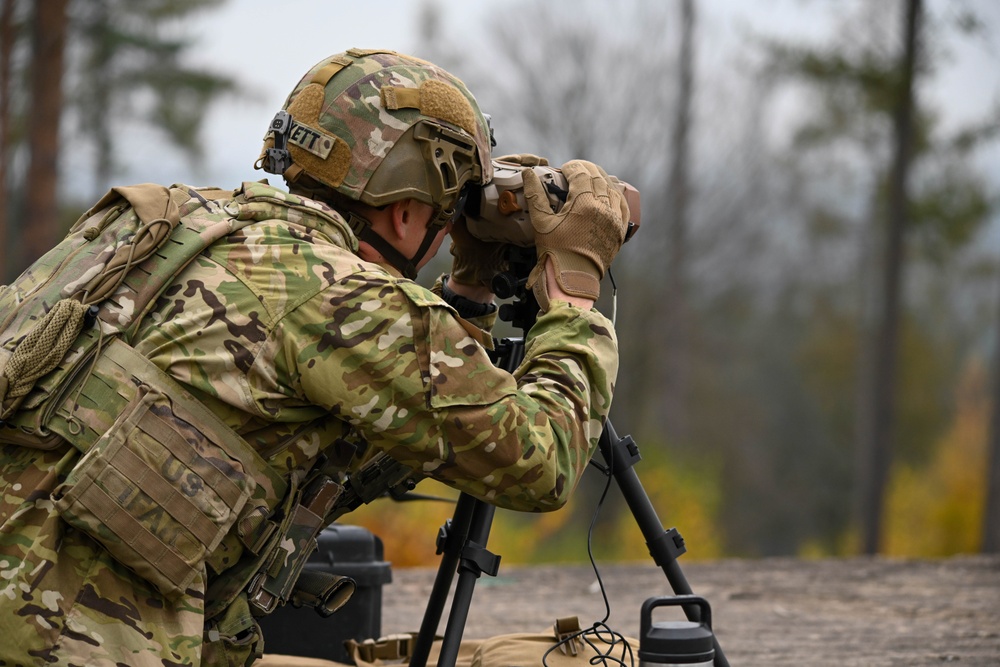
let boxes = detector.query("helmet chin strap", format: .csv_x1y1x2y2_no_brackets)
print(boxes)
345,212,439,280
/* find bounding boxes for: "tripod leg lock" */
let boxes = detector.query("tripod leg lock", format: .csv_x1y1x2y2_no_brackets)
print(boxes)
435,519,453,555
598,430,641,474
459,540,501,578
648,527,687,567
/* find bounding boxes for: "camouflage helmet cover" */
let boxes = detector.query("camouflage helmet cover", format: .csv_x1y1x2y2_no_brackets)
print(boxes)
257,48,493,215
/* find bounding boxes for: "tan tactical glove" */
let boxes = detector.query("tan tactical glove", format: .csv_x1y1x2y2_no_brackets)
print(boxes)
495,153,549,167
523,159,630,311
448,217,508,289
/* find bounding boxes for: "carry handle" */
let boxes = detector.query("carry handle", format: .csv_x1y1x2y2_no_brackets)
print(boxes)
640,595,713,634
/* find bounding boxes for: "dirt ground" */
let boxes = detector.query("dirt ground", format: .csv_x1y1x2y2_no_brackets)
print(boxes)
379,554,1000,666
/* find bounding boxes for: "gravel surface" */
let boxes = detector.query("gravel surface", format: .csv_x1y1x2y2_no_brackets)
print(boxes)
379,555,1000,667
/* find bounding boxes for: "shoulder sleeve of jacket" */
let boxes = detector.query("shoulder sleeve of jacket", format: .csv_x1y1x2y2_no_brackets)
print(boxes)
285,274,618,512
284,272,514,415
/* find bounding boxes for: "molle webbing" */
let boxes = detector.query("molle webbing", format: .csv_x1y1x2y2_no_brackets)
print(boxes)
46,337,287,504
48,337,287,598
0,185,258,447
0,183,181,422
0,181,362,614
73,183,180,305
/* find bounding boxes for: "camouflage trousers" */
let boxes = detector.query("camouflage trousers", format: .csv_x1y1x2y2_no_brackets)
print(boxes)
0,443,229,666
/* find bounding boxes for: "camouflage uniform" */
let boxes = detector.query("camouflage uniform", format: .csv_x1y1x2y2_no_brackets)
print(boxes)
0,180,618,665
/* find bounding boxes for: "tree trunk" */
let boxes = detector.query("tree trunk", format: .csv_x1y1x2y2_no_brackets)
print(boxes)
0,0,15,281
983,276,1000,553
86,0,115,197
662,0,696,443
22,0,67,271
857,0,921,555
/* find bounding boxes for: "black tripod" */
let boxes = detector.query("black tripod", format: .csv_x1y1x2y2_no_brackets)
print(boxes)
406,259,729,667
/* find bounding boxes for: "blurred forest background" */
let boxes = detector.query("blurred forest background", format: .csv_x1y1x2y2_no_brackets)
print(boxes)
2,0,999,565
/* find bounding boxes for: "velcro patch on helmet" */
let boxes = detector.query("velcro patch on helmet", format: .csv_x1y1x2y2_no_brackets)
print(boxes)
288,121,335,159
381,80,477,138
284,83,351,187
310,55,353,87
346,47,398,58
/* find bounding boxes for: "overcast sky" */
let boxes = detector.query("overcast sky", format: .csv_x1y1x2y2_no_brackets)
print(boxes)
62,0,1000,199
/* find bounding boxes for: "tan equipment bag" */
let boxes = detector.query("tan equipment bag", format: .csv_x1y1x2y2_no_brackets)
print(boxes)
328,617,637,667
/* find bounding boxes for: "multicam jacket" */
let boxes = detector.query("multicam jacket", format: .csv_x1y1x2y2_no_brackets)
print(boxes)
0,180,618,666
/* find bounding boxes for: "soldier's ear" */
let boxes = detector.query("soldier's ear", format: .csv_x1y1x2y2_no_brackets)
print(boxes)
389,199,435,241
388,200,410,241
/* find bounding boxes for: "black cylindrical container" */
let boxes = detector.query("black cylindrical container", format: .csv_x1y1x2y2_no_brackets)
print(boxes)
638,595,715,666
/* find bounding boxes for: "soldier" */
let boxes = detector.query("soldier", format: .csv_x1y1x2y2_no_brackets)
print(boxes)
0,49,629,666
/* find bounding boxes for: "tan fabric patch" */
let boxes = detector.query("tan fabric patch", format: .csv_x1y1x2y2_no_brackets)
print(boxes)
285,84,351,187
345,48,396,58
380,80,476,137
288,122,335,160
380,86,421,112
310,56,352,86
418,80,476,136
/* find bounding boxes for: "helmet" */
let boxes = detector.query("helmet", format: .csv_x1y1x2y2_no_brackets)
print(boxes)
257,48,493,222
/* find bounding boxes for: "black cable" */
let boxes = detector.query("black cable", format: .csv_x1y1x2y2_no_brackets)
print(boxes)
541,437,635,667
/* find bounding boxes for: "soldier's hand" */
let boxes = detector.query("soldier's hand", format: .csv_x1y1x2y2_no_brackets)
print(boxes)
448,217,508,290
523,159,630,310
495,153,549,167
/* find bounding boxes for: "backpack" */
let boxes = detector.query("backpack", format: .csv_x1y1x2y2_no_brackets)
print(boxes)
0,181,376,617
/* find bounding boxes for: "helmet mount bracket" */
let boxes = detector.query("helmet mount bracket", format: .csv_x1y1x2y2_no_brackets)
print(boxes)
262,111,294,175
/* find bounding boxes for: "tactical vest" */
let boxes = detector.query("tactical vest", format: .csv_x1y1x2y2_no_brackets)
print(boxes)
0,181,400,624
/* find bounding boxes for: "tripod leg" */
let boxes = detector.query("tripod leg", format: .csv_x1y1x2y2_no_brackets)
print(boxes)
408,494,500,667
600,420,730,667
409,494,477,667
435,500,497,667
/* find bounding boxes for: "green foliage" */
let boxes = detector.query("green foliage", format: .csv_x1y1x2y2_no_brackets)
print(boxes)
949,114,1000,154
68,0,239,188
347,444,725,567
491,443,725,564
600,440,724,561
764,41,915,151
139,67,237,158
759,2,997,558
793,288,956,544
894,317,955,465
884,361,989,556
346,479,462,567
767,6,995,264
796,303,860,459
807,206,852,240
0,0,241,276
909,169,992,261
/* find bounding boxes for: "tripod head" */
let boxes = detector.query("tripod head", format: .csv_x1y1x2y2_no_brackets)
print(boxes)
490,246,541,338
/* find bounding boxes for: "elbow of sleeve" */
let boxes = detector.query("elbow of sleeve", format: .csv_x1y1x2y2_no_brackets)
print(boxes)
549,494,573,512
496,474,575,513
536,493,570,513
536,470,580,512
